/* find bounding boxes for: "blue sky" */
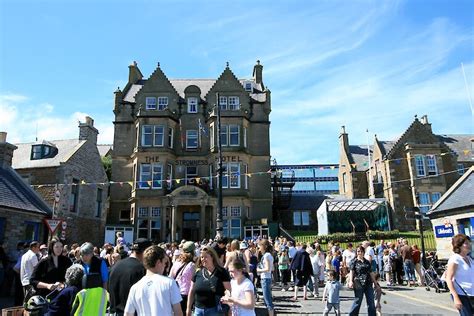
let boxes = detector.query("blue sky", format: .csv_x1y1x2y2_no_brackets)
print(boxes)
1,0,473,164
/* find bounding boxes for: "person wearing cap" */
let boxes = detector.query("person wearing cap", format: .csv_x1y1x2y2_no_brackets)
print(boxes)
39,244,48,260
108,238,152,316
169,241,196,314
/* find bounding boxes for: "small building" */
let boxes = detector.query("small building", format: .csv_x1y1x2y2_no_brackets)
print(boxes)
317,197,390,235
0,132,52,252
11,117,108,246
427,166,474,260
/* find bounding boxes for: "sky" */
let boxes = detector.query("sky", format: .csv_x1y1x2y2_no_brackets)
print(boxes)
0,0,473,164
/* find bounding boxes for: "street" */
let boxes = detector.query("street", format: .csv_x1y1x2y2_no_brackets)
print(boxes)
255,283,458,315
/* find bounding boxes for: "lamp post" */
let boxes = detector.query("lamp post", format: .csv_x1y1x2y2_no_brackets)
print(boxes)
215,92,224,239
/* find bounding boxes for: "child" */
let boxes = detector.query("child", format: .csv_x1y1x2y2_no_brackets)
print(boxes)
382,248,392,286
322,270,341,316
374,273,384,316
278,248,290,291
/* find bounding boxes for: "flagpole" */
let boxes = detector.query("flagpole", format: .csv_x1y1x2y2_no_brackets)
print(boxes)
367,129,373,198
461,63,474,134
216,92,224,239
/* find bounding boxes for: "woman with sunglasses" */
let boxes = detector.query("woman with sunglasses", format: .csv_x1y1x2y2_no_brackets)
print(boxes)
186,246,231,316
348,245,380,316
221,258,256,316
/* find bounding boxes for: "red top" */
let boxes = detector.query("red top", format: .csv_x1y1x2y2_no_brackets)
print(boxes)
412,249,421,264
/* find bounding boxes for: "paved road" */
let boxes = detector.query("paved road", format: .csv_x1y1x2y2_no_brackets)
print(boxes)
255,283,458,315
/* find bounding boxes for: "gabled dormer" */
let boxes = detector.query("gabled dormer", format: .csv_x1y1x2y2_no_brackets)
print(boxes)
205,63,250,113
135,63,180,113
31,141,58,160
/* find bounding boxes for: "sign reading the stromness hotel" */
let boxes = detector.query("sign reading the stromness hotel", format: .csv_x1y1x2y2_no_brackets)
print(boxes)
144,156,243,164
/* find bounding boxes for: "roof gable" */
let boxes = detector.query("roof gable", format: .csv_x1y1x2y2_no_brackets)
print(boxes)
348,145,372,171
136,64,180,99
12,139,86,169
205,66,248,100
0,166,51,215
429,166,474,214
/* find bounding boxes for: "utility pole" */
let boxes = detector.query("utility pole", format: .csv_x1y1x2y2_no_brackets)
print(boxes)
215,92,223,239
414,193,427,268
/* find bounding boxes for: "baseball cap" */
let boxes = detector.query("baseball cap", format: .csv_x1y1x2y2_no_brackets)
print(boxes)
131,238,152,253
40,244,47,250
182,241,195,254
240,241,248,250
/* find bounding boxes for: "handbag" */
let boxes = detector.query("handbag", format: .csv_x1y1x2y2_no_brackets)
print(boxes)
454,279,474,311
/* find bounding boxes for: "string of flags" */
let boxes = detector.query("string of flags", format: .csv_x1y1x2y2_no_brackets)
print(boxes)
30,169,274,189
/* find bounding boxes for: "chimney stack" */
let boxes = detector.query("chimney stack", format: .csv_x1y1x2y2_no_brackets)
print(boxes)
420,114,432,132
252,60,264,90
128,61,143,85
79,116,99,144
339,126,349,154
0,132,18,168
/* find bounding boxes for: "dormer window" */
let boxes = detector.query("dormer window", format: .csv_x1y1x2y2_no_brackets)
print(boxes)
31,144,57,160
158,97,168,110
187,97,198,113
245,82,252,92
146,97,157,110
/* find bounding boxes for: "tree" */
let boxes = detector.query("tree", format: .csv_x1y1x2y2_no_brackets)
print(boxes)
101,155,112,181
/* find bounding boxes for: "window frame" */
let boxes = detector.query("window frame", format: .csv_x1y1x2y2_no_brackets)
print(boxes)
229,125,240,146
415,155,426,177
426,155,438,176
151,207,161,218
187,97,198,113
168,127,174,149
141,125,153,147
229,163,241,188
153,125,164,147
157,97,168,110
146,97,157,110
138,207,149,218
219,96,228,110
95,188,103,218
418,192,430,214
228,96,240,110
186,130,198,149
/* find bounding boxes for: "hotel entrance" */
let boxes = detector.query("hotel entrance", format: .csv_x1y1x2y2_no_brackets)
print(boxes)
182,211,200,241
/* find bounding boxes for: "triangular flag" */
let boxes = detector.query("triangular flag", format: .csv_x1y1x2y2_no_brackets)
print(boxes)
81,180,86,185
330,166,335,170
351,164,357,168
195,177,200,183
463,150,470,155
128,181,133,186
176,179,181,184
247,174,252,178
147,181,152,187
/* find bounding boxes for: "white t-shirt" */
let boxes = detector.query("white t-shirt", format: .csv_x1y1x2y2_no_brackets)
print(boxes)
342,249,356,266
364,247,375,262
288,246,297,259
447,254,474,296
124,273,182,316
230,278,256,316
258,252,274,279
20,250,38,286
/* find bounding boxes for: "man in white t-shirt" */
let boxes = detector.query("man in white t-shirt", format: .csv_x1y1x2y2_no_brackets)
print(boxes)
20,241,40,296
125,245,182,316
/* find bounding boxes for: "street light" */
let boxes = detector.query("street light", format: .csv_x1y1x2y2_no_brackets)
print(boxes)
215,92,224,239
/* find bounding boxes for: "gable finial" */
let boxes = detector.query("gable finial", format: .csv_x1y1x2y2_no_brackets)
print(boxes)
414,114,418,120
226,61,229,68
157,62,160,68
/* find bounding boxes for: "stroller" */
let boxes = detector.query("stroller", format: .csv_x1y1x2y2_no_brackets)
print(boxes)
422,259,447,293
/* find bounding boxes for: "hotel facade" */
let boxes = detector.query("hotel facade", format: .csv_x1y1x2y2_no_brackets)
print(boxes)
108,61,272,242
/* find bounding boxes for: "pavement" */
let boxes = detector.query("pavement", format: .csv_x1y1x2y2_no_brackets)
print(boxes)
255,282,458,315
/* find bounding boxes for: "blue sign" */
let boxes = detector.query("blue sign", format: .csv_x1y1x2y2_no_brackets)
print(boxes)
435,224,454,238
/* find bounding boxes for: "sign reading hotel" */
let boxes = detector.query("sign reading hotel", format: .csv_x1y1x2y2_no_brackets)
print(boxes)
434,224,454,238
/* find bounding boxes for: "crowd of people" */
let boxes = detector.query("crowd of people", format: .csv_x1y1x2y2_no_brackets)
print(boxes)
1,232,472,316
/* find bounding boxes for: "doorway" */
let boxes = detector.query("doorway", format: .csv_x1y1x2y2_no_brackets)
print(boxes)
182,212,200,241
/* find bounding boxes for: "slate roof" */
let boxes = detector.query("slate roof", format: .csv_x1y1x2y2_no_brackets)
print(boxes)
437,134,473,163
348,145,373,171
428,166,474,215
378,141,396,156
12,139,86,169
97,144,113,157
287,194,327,210
122,78,266,103
0,165,51,215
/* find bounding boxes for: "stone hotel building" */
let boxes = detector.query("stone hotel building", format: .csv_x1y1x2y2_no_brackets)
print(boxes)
109,61,272,242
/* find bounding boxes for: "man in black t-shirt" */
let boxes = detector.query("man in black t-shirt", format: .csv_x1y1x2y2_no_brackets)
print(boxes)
212,238,227,265
108,238,152,316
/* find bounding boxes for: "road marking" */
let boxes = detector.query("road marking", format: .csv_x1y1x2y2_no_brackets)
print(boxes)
386,290,457,313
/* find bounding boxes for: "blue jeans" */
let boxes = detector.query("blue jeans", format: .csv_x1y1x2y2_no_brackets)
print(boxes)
349,285,376,316
193,306,223,316
403,260,416,282
451,295,473,316
261,277,274,311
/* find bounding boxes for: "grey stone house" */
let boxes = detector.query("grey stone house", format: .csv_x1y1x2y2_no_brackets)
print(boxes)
0,132,51,252
11,117,108,245
109,61,272,242
339,115,473,230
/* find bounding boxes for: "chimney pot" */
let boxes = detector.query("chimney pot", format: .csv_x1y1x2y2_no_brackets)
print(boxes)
0,132,6,143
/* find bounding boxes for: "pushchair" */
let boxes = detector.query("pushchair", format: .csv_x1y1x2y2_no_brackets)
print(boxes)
422,260,447,293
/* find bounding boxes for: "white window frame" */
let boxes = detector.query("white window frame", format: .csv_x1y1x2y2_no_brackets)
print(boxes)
141,125,153,147
458,163,465,175
293,211,301,226
158,97,168,110
151,207,161,217
244,82,252,92
426,155,437,175
146,97,157,110
186,166,198,182
186,130,198,149
230,206,241,217
431,192,441,205
415,155,425,177
138,207,149,218
220,125,228,146
228,96,240,110
229,125,240,146
219,96,228,110
244,164,248,189
139,164,151,189
221,164,228,188
187,97,198,113
301,211,310,226
168,127,174,148
139,163,163,189
418,192,430,214
229,218,241,238
210,123,215,150
243,127,247,148
222,206,228,217
229,163,240,188
153,126,164,147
